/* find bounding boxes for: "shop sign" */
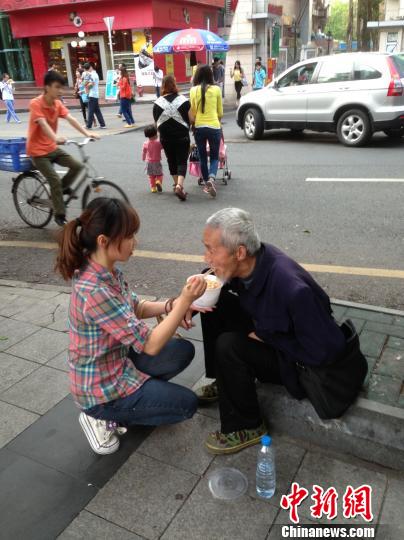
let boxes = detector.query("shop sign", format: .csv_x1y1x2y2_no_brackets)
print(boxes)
165,54,174,75
50,40,63,50
268,4,283,16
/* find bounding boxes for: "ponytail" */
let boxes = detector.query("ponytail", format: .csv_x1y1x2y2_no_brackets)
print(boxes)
55,219,85,280
54,197,140,281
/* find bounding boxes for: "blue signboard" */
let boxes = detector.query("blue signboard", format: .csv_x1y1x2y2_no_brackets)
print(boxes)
105,69,118,101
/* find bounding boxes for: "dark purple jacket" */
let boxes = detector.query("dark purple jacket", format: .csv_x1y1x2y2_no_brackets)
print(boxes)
228,243,346,399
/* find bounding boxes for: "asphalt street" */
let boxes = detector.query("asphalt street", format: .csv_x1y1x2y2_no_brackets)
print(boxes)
0,109,403,308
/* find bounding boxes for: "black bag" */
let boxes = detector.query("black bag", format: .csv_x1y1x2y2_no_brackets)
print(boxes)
296,319,368,419
189,144,200,163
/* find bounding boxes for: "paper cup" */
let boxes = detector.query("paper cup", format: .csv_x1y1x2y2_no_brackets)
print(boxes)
187,274,223,308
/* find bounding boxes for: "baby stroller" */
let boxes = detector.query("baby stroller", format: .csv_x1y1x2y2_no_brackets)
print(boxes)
189,131,231,186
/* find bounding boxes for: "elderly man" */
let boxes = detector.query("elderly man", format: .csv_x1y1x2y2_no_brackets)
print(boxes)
197,208,367,455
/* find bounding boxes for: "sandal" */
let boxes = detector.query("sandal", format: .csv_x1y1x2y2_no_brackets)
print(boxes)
174,184,187,201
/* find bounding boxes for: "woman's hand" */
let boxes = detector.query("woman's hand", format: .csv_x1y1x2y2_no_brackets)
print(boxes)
179,275,206,305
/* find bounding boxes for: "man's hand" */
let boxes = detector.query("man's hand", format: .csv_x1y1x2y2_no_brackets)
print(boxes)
88,132,100,139
248,332,264,342
56,136,67,145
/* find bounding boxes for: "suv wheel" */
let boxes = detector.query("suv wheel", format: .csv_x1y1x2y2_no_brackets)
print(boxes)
384,127,404,139
243,108,264,140
337,109,371,147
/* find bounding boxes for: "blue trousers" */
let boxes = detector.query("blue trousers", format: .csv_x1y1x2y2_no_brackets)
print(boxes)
195,127,221,182
85,338,198,426
5,100,20,123
120,97,135,125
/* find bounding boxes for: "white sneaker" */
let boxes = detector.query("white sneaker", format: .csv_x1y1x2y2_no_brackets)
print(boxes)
79,412,120,455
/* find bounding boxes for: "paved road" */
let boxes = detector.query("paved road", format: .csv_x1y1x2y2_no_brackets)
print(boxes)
0,110,403,308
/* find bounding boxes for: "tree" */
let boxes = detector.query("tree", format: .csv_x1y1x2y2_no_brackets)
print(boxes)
327,0,350,42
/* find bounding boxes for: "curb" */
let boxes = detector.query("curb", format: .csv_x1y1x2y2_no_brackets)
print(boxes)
331,298,404,317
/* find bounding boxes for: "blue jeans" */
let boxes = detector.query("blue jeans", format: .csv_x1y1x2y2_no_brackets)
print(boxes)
86,97,105,129
5,100,19,122
194,127,221,182
85,339,198,426
120,97,135,125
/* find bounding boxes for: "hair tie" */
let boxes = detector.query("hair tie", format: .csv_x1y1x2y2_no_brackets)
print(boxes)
76,218,81,227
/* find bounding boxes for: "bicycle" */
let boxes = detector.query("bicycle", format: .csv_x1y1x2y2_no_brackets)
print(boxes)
11,138,129,228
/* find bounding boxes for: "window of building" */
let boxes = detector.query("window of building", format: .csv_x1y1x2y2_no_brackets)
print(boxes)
317,57,353,83
0,13,33,81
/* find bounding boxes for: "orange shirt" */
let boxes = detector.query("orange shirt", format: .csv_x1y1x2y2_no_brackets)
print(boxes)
26,95,69,157
118,77,133,99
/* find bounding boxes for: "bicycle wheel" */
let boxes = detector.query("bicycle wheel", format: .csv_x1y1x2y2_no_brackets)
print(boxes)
81,179,130,209
12,172,53,228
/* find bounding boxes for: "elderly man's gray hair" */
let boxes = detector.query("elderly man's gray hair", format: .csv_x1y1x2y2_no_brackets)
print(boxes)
206,208,261,255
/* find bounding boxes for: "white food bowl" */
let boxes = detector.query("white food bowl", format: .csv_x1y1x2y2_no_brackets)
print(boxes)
187,274,223,308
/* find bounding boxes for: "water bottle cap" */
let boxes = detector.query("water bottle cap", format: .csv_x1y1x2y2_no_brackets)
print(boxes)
261,435,272,446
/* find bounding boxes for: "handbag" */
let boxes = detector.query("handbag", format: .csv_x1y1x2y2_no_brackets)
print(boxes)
241,77,248,87
189,144,200,163
296,319,368,420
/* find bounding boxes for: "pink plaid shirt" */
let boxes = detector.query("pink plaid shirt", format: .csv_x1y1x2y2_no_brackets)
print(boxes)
68,260,151,410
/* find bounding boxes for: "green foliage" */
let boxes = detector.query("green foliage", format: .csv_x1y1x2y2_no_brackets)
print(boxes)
327,1,349,41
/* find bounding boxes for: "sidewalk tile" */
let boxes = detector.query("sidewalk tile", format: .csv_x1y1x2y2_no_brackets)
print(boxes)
0,285,60,300
206,437,306,509
364,322,404,339
11,296,69,327
87,452,198,540
0,316,39,351
0,365,69,415
387,336,404,350
0,352,39,393
171,341,205,386
0,292,38,317
0,449,97,540
138,413,216,475
377,478,404,539
393,316,404,327
292,451,386,525
161,474,277,540
58,511,143,539
47,350,69,372
374,348,404,379
367,374,402,406
349,318,366,334
331,305,347,321
359,331,387,358
267,513,318,539
6,328,69,364
0,400,39,448
345,309,394,324
362,357,377,389
7,396,153,489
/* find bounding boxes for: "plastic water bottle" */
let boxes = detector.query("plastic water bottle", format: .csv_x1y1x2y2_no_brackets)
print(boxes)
256,435,276,499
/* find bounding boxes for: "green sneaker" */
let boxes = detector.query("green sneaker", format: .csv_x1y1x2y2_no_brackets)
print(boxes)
195,381,218,404
205,424,267,455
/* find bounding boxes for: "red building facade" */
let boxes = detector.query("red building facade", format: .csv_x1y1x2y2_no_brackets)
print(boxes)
1,0,224,85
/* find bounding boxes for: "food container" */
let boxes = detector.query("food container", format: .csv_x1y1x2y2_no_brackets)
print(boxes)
187,274,223,308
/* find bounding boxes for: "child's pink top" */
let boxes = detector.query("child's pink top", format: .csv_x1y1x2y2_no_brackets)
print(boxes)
142,139,163,162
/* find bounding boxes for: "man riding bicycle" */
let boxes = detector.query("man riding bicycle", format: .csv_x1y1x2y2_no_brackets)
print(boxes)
26,71,99,226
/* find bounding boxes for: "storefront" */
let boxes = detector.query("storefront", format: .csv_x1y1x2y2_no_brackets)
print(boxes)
1,0,224,86
0,12,33,81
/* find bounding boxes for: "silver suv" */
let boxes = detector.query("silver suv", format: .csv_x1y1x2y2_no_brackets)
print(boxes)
237,52,404,146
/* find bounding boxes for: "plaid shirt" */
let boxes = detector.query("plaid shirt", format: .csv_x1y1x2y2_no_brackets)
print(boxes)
68,260,151,410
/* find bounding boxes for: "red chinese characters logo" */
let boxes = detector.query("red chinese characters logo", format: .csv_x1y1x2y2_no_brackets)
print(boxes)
280,483,373,524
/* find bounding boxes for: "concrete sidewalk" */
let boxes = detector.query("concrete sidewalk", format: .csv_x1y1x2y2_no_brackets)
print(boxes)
0,278,403,539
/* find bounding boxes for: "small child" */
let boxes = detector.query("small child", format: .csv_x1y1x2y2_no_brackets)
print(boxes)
142,124,163,193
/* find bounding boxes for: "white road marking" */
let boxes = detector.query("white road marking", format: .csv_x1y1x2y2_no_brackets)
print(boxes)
306,177,404,183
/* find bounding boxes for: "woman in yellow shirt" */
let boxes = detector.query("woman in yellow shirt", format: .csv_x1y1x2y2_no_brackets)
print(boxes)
189,65,223,198
230,60,245,104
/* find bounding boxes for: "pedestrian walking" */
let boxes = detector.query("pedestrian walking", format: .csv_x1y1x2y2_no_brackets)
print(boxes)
253,61,266,91
212,57,225,97
230,60,245,104
55,197,206,455
118,67,135,127
153,65,164,98
153,75,190,201
83,62,106,130
142,125,163,193
114,62,126,118
189,65,223,198
80,64,97,127
0,73,20,123
74,68,87,124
